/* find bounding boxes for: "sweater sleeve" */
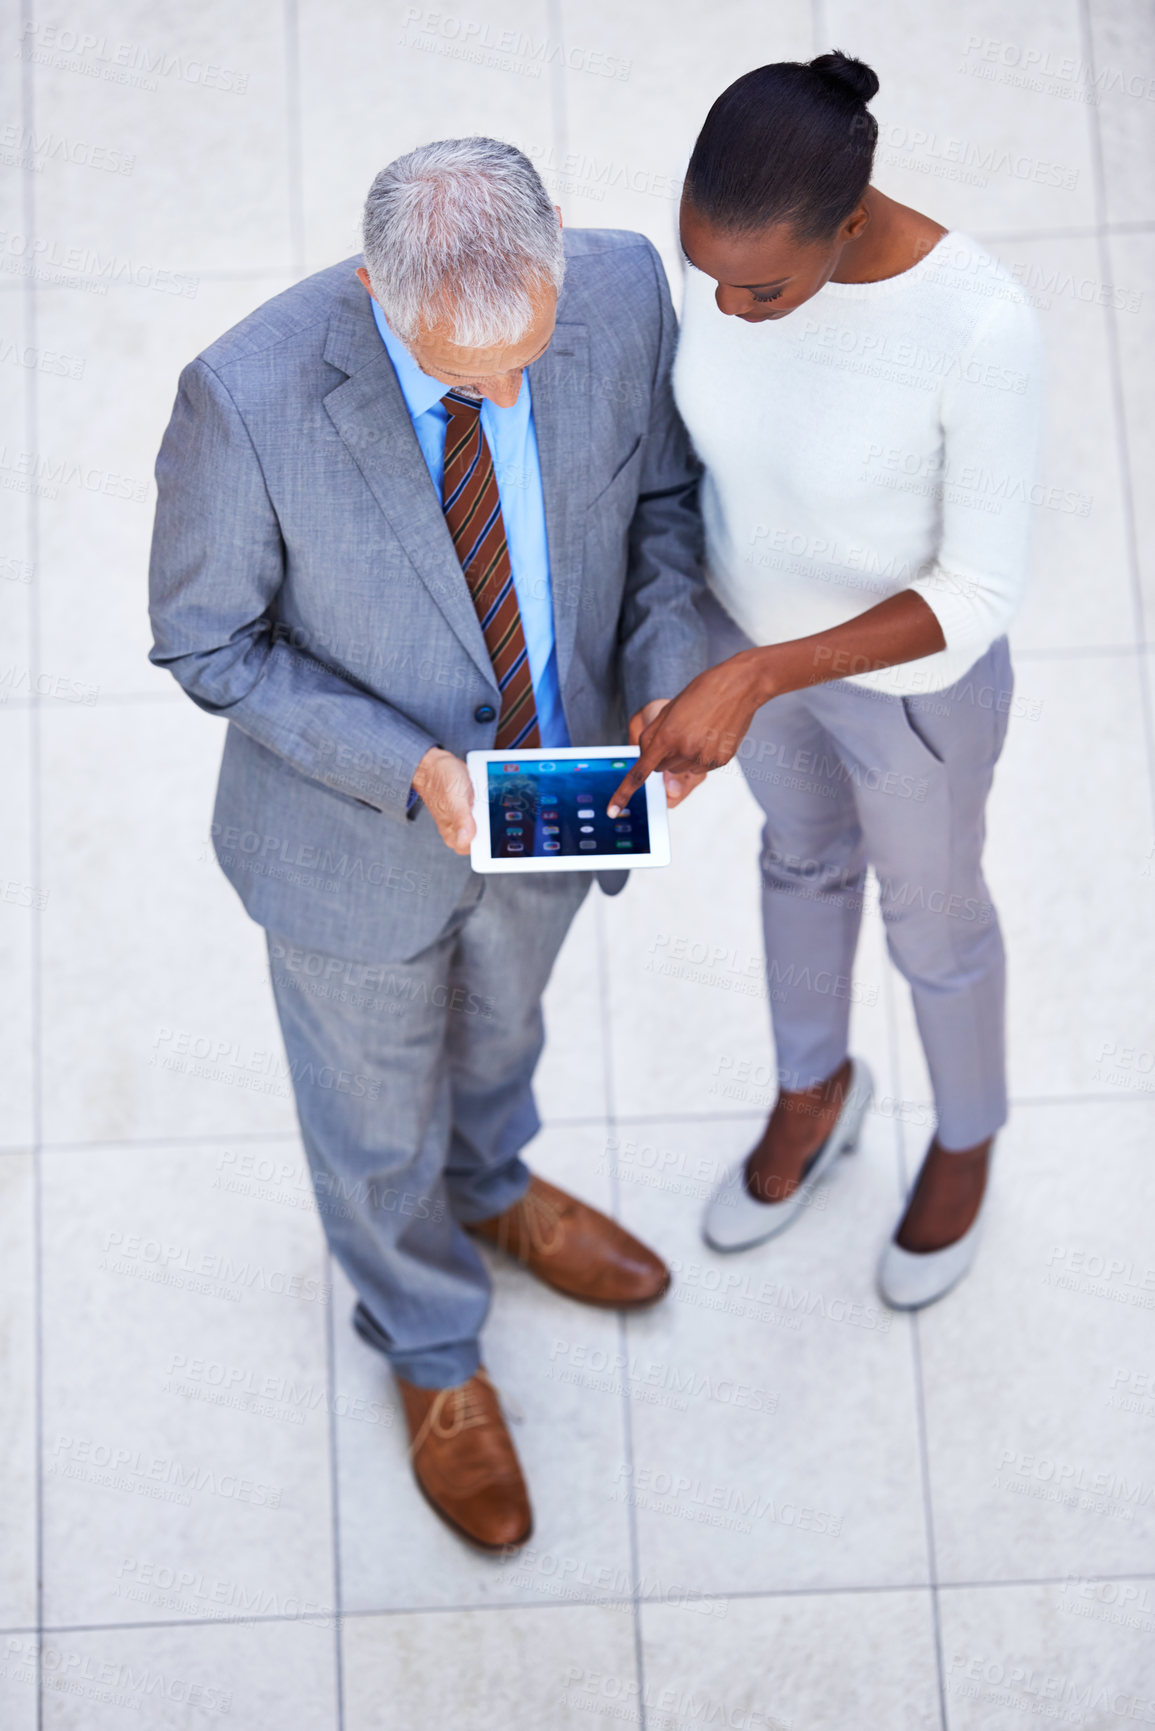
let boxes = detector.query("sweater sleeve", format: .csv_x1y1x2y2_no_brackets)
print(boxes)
907,286,1044,658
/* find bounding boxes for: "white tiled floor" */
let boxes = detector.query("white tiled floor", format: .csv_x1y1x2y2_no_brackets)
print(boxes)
3,1,1154,1727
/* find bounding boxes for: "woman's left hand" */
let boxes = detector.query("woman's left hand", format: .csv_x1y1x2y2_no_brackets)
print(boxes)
610,653,768,815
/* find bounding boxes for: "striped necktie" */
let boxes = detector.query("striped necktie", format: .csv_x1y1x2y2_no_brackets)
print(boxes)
440,390,540,751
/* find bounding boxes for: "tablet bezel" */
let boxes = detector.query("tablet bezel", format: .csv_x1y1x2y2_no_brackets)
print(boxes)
467,747,671,874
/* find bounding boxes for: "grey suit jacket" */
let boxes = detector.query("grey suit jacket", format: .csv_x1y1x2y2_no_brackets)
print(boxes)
148,230,706,962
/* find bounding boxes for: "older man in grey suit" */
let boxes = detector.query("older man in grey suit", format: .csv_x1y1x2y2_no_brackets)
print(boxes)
149,137,705,1550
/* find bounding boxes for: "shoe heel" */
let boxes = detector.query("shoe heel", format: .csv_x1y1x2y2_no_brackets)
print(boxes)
839,1091,873,1157
840,1119,867,1156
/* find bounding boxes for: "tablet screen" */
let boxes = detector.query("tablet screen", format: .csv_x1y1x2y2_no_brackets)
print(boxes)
486,757,651,861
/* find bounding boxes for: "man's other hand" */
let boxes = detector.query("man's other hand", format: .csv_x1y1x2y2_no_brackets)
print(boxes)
412,747,476,854
628,701,707,811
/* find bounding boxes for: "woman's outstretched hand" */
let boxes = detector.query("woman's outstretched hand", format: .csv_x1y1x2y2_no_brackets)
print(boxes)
608,593,949,814
609,652,767,816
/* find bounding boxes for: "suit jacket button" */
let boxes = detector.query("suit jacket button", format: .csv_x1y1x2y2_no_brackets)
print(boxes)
474,704,496,723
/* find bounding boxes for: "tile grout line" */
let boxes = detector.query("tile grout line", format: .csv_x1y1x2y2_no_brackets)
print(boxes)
284,0,306,283
0,222,1147,300
22,1561,1154,1639
16,1561,1155,1635
810,0,828,59
882,908,948,1726
19,2,44,1722
896,1113,950,1728
1077,0,1155,834
17,1081,1153,1161
282,1,339,1722
544,0,568,188
973,221,1155,243
322,1249,346,1731
909,1301,948,1729
593,891,650,1731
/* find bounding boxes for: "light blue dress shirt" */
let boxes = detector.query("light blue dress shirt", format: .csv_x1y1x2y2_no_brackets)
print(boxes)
370,298,569,748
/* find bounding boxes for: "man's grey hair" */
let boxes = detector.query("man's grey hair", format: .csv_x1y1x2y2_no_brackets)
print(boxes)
362,137,564,349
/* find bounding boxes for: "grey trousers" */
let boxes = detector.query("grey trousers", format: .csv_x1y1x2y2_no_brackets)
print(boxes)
705,592,1011,1149
267,870,589,1388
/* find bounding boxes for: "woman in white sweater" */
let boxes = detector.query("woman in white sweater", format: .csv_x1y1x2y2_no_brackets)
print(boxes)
610,52,1042,1307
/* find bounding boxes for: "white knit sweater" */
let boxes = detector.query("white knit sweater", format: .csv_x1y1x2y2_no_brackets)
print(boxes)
672,232,1044,694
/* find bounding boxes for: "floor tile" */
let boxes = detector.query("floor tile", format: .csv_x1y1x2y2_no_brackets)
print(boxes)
298,0,555,274
982,234,1134,656
344,1603,640,1731
825,0,1096,234
40,1140,334,1625
1108,229,1155,635
641,1588,941,1731
940,1576,1155,1729
34,275,293,700
553,0,812,293
0,1155,36,1631
1088,0,1155,226
616,1114,928,1596
28,0,293,274
39,700,295,1143
0,1643,38,1731
333,1125,635,1613
536,888,608,1123
35,1618,337,1729
921,1099,1155,1582
0,707,34,1149
0,4,23,239
0,326,32,688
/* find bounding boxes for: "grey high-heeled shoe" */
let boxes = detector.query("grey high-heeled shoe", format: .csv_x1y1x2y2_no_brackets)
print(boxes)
878,1145,993,1309
702,1058,874,1253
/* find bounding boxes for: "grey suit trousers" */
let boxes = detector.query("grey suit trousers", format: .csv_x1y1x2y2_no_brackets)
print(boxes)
267,871,589,1387
704,592,1011,1149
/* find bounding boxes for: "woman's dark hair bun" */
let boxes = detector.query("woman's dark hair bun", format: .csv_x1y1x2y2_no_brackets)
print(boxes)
684,55,880,241
810,50,879,105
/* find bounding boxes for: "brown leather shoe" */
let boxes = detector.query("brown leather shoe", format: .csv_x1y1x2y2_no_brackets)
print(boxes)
397,1369,532,1552
465,1175,671,1309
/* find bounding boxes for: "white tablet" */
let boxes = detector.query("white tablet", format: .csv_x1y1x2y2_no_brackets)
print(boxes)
467,747,670,874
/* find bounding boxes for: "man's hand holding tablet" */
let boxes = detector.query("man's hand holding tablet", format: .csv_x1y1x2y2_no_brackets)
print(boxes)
416,700,707,862
412,746,478,856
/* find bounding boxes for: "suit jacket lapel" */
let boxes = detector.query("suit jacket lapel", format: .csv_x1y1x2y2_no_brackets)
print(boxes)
322,273,494,686
529,321,588,697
